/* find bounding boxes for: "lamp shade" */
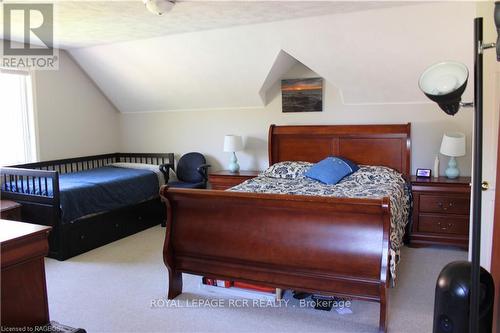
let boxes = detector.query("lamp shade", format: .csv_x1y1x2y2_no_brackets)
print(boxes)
440,132,466,157
418,61,469,115
223,135,243,152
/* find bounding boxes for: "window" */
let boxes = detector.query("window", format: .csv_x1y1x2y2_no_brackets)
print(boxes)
0,69,37,166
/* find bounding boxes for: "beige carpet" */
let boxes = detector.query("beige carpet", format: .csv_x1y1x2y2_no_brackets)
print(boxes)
45,226,466,333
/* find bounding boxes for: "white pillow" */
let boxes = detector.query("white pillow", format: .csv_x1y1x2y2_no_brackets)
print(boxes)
111,162,167,186
168,168,177,182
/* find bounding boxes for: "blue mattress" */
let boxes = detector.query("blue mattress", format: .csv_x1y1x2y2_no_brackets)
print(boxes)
2,166,160,223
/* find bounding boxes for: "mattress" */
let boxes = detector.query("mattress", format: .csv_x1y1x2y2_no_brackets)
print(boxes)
3,165,163,223
229,165,411,281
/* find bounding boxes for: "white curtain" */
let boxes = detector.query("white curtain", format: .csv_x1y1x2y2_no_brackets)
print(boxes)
0,69,36,166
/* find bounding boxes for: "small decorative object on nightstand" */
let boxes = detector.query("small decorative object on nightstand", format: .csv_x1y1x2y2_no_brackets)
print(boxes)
440,132,466,179
416,168,432,178
223,135,243,173
209,170,259,190
433,155,440,178
410,176,471,249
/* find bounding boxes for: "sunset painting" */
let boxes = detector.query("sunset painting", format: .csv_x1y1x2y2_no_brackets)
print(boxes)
281,78,323,113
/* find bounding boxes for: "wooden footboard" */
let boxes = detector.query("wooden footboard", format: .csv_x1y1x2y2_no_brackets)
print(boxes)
160,187,392,333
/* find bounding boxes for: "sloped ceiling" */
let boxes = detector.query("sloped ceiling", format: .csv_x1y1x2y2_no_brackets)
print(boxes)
260,52,321,105
68,2,475,113
259,50,301,105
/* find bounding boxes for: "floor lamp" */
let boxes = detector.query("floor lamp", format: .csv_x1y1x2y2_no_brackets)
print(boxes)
418,3,500,333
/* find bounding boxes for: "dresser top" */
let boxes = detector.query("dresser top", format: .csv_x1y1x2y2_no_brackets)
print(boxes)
0,200,21,212
209,170,261,177
411,176,471,186
0,220,52,244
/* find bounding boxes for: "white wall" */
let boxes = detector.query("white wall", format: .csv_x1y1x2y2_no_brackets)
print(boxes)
33,50,120,160
57,2,476,176
98,2,475,176
120,63,473,176
69,2,475,113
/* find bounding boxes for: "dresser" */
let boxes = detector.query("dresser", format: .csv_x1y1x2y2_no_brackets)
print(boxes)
208,170,260,190
0,200,22,221
410,176,471,249
1,220,52,328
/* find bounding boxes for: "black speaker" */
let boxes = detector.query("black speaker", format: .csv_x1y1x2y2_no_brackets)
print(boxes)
433,261,494,333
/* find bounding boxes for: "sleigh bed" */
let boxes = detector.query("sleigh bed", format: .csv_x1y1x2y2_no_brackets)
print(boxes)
160,124,411,333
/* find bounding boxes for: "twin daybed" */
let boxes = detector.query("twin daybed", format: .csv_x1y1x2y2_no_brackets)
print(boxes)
160,123,412,333
1,153,174,260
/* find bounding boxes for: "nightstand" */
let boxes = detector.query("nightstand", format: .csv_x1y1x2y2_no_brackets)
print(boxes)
208,170,260,190
0,200,22,221
410,176,471,249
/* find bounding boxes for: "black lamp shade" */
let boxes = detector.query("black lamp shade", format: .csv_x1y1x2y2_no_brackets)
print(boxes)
418,61,469,115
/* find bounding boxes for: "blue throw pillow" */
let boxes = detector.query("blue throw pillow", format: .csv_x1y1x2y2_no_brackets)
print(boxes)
305,157,359,185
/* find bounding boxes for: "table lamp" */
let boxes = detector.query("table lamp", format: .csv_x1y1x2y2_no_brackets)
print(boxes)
440,133,466,179
223,135,243,173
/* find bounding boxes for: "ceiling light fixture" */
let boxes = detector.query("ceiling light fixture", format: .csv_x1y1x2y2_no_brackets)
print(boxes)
143,0,175,16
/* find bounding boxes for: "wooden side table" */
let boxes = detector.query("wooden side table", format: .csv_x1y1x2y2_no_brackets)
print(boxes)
208,170,260,190
1,220,52,328
410,176,471,249
0,200,22,221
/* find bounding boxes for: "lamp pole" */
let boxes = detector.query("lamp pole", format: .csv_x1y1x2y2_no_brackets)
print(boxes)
469,17,483,333
471,15,499,332
421,7,499,332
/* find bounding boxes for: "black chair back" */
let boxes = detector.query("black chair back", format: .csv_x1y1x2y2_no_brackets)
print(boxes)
176,152,207,183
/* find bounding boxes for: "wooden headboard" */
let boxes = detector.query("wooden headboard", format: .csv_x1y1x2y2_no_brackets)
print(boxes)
268,123,411,177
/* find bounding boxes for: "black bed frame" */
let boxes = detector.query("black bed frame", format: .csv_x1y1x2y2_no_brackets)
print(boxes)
0,153,174,260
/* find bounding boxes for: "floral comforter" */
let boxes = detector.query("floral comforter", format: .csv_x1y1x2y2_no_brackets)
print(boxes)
228,165,410,282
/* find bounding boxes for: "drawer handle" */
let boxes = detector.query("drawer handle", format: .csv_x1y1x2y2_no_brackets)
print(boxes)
437,222,453,231
437,202,448,211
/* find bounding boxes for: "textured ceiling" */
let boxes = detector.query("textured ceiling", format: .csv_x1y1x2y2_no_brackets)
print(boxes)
1,1,411,49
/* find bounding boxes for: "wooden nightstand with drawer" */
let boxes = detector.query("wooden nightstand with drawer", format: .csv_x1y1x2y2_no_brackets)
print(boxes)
410,176,471,249
208,170,260,190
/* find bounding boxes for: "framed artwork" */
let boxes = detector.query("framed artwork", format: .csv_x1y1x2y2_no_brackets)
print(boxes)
281,77,323,113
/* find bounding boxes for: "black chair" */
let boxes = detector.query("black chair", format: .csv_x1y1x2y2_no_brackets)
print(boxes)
164,152,210,189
